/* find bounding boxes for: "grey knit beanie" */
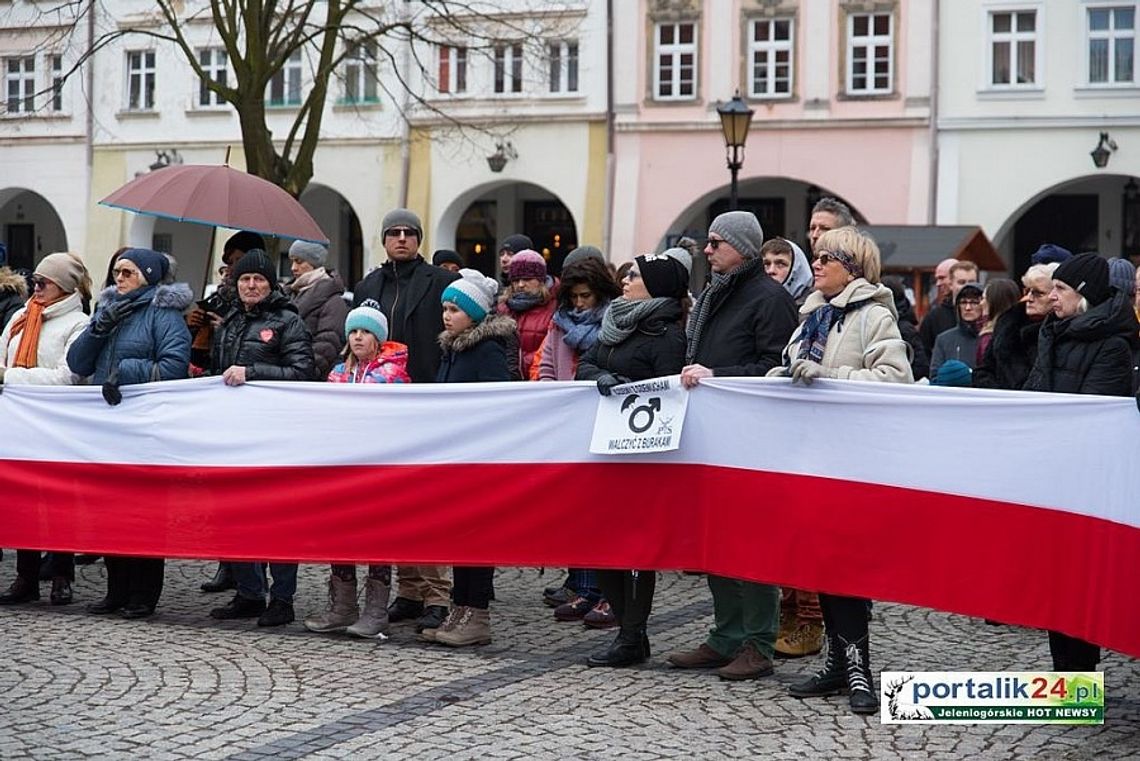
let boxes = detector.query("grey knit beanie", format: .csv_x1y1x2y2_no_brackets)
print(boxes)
661,246,694,274
288,239,328,268
563,245,605,269
708,211,764,260
381,208,423,239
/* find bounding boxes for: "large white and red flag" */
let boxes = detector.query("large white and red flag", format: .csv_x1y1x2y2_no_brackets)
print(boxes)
1,376,1137,659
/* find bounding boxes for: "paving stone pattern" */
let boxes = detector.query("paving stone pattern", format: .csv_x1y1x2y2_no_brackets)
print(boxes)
1,557,1137,759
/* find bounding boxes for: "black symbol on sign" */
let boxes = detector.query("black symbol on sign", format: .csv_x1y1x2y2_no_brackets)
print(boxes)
621,394,661,434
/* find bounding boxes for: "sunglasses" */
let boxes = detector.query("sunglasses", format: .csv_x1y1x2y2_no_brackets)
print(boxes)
626,270,642,281
31,276,52,290
814,251,845,266
384,227,419,239
113,267,141,279
706,238,725,250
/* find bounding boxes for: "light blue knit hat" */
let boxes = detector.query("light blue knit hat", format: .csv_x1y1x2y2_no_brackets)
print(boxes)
344,301,388,342
442,268,499,322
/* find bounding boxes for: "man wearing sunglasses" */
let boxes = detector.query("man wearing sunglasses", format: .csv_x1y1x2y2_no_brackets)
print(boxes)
351,208,459,635
672,210,798,681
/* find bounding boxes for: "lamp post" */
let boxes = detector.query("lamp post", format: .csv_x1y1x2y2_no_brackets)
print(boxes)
716,90,754,211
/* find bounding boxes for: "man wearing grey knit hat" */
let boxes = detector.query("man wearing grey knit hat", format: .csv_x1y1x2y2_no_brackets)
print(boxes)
669,209,798,682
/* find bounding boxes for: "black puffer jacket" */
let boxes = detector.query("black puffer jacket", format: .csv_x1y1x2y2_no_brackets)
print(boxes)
211,291,315,381
1022,291,1138,396
436,315,516,383
686,265,797,377
972,303,1042,391
890,288,930,381
577,300,686,383
291,272,348,379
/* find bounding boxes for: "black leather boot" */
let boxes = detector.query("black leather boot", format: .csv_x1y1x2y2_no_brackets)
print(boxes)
788,633,846,698
200,563,235,593
586,627,649,668
0,576,40,605
841,634,879,714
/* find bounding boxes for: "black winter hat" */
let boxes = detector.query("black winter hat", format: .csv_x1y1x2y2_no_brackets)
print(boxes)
432,249,463,268
230,249,278,288
636,252,689,299
1053,253,1110,306
223,231,267,263
499,234,533,255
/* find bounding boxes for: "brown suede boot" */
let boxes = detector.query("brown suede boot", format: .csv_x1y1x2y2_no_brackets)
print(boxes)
717,641,775,681
666,643,733,669
775,620,824,659
435,606,491,647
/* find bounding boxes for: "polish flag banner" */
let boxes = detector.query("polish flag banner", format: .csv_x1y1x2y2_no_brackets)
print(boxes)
1,377,1137,659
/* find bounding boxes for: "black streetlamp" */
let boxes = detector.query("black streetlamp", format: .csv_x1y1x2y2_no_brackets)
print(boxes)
716,90,754,210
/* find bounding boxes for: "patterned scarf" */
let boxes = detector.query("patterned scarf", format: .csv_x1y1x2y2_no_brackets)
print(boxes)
685,257,763,363
552,303,606,352
599,297,675,346
796,304,839,362
8,298,46,368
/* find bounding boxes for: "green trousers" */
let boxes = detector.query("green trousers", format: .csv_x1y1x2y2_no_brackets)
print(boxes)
705,575,780,659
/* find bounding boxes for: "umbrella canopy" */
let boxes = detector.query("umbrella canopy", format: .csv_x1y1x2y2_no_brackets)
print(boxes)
99,164,329,245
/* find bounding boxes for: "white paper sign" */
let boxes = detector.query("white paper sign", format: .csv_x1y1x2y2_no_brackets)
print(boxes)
589,375,690,455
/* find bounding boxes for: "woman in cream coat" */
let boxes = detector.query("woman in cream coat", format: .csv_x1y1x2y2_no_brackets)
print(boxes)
0,252,92,606
769,226,912,715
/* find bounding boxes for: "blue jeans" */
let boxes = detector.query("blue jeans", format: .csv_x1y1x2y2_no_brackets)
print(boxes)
567,568,602,604
231,561,297,603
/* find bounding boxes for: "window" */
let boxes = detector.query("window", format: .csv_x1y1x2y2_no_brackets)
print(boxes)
548,40,579,93
438,45,467,94
344,41,378,103
50,54,63,112
493,43,523,94
847,13,892,94
988,10,1037,87
197,47,227,107
654,22,697,100
269,50,302,106
749,18,793,98
1088,5,1136,84
5,56,35,113
126,50,156,110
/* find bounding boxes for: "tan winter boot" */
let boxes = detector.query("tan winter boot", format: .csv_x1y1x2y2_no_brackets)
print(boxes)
435,606,491,647
303,575,359,633
346,576,390,640
421,605,464,643
775,620,824,658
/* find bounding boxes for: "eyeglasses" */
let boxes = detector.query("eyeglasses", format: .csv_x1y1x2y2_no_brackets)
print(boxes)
1023,287,1048,299
958,298,983,307
706,238,725,250
113,267,140,279
384,227,419,239
31,276,51,290
626,270,642,281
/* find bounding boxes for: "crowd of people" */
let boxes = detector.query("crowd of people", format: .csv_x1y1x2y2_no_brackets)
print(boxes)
2,198,1136,716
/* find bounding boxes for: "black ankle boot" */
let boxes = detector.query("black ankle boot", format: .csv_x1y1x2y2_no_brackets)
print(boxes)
200,563,235,593
586,627,649,668
840,634,879,714
789,633,846,698
0,576,40,605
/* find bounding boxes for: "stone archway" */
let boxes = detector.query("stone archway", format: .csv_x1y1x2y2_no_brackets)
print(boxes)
300,183,364,287
0,188,68,272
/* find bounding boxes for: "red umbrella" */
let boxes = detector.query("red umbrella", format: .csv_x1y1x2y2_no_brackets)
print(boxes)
99,164,328,245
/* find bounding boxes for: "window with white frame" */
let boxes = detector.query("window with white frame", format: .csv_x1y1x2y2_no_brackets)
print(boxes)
5,56,35,113
126,50,156,110
988,9,1038,87
344,41,379,103
197,47,227,107
493,43,523,94
1087,5,1136,84
847,13,892,94
548,40,579,93
438,45,467,94
50,54,63,112
654,21,697,100
268,50,302,106
749,18,793,98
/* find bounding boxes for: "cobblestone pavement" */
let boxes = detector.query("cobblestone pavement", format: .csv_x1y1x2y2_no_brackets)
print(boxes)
1,556,1137,760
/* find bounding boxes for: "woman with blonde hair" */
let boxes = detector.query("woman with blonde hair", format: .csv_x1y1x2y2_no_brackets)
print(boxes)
0,252,93,606
972,263,1057,390
770,226,913,714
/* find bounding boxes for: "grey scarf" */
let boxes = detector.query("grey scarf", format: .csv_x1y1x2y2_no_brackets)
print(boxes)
685,257,763,363
599,297,675,346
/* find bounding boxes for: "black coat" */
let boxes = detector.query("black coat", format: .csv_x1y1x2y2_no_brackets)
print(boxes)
354,257,459,383
890,293,931,381
687,266,797,377
436,315,515,383
918,299,956,354
576,301,686,383
211,291,315,381
972,303,1042,391
1022,292,1138,397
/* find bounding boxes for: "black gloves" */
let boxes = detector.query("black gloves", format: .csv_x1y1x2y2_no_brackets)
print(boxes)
596,373,631,396
90,300,136,338
102,381,122,406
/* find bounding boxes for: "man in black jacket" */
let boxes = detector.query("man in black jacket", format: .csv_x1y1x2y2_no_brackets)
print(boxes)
670,210,798,681
352,208,458,633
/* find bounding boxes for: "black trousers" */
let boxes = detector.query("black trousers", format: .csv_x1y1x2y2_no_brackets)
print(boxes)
16,550,74,581
598,569,655,631
1048,631,1100,671
452,566,494,609
104,556,165,609
819,592,869,642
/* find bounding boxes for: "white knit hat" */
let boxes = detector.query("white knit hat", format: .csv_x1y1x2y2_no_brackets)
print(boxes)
441,268,499,322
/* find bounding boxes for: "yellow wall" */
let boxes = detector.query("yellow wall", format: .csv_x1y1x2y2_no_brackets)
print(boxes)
86,150,129,287
581,120,608,247
404,127,433,255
